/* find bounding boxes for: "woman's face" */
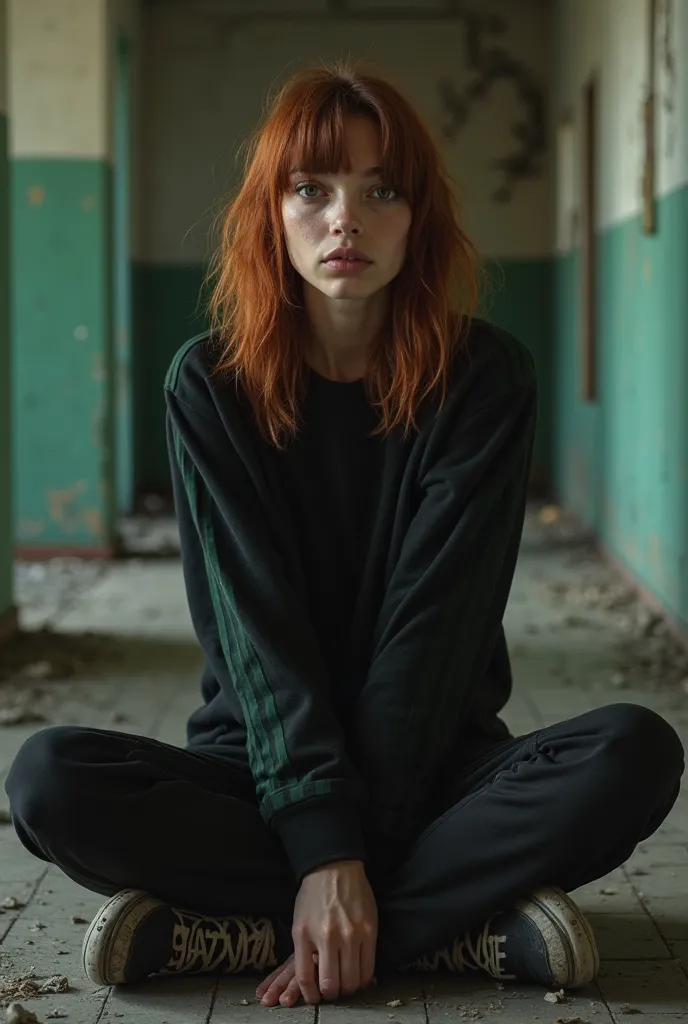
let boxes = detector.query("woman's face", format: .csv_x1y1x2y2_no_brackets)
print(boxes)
281,116,412,301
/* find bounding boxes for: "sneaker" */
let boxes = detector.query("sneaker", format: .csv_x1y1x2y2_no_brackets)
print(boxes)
404,887,599,989
82,889,283,986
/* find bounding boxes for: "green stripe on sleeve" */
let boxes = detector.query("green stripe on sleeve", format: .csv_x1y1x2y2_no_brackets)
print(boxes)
164,332,211,391
172,421,339,818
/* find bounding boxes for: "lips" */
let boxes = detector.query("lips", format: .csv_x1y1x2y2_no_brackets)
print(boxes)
323,248,372,263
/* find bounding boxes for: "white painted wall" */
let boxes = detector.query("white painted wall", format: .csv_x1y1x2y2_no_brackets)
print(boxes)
109,0,142,257
554,0,687,250
140,0,553,264
9,0,109,158
0,0,7,117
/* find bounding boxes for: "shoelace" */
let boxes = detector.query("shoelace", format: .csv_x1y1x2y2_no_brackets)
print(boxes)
408,916,516,980
165,911,278,974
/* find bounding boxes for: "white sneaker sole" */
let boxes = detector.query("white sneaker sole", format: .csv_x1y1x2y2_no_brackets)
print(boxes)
82,889,164,986
515,887,600,988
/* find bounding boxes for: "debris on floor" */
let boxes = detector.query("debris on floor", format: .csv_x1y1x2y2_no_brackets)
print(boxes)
6,1004,39,1024
0,629,120,685
116,514,180,557
544,989,568,1004
0,706,47,727
532,511,688,692
0,975,69,1011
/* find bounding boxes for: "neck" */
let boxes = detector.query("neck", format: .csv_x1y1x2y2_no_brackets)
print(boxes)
302,283,388,382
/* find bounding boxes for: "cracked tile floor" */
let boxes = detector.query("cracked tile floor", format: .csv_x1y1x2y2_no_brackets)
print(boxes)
1,509,688,1022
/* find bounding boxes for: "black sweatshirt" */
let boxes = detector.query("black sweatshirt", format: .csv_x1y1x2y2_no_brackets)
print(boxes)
164,318,537,886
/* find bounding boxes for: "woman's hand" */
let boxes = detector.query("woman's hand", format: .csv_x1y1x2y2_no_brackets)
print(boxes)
289,858,378,1004
256,952,301,1007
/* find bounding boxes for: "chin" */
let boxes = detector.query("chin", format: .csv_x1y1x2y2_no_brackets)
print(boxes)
321,280,380,299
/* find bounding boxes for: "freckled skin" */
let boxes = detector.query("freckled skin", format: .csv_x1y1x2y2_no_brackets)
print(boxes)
281,116,412,305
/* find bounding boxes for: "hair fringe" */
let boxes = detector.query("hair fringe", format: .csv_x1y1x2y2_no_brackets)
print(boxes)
205,58,479,447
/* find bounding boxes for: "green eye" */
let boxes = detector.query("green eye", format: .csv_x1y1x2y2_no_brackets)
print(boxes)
297,183,321,199
372,185,398,200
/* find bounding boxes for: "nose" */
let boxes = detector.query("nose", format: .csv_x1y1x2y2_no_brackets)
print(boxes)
329,197,362,237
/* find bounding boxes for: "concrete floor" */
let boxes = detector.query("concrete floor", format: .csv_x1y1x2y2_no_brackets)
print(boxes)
1,509,688,1021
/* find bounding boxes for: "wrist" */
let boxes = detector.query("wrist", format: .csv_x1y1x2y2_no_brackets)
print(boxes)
307,859,365,876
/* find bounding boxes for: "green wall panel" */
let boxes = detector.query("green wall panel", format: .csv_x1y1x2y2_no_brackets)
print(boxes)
555,186,688,627
12,159,114,550
133,263,208,492
0,114,11,614
133,259,553,491
482,258,553,476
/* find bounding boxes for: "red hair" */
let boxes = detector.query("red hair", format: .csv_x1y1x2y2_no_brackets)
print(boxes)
208,60,479,447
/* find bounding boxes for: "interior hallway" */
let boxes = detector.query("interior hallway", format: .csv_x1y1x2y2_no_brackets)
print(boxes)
0,508,687,1021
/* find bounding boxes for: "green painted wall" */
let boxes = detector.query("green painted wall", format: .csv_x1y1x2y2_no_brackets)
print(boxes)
555,185,688,628
133,258,553,492
133,262,208,492
0,114,11,616
483,258,553,475
12,159,115,550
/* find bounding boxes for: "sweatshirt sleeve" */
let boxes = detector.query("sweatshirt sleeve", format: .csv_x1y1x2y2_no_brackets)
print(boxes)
164,380,366,884
351,367,537,859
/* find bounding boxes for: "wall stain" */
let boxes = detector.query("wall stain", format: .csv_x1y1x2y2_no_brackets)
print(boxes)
92,352,106,382
659,0,676,157
27,186,46,206
82,507,104,540
46,480,89,533
81,195,96,212
437,6,547,202
17,520,46,538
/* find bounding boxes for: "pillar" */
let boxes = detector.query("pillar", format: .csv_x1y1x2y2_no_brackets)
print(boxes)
10,0,115,556
0,0,14,635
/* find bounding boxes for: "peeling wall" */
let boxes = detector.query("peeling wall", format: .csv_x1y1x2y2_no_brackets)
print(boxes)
554,0,688,628
0,0,12,614
10,0,109,159
9,0,115,551
135,0,555,489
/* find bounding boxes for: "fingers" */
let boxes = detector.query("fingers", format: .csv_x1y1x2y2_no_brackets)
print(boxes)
338,933,361,997
256,960,287,999
361,927,377,988
257,964,295,1006
316,936,341,1001
294,930,321,1005
278,977,302,1007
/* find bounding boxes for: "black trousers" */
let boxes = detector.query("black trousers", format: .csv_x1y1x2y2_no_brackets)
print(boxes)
5,702,684,972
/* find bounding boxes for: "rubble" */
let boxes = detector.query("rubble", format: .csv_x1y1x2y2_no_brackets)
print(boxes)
0,708,46,727
36,980,68,997
532,512,688,693
0,974,69,1011
544,989,568,1004
6,1005,39,1024
0,629,120,686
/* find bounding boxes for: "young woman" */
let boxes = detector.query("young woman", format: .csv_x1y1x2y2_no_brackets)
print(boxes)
5,63,684,1009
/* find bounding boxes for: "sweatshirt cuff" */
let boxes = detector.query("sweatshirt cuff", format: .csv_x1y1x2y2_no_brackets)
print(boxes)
273,799,367,885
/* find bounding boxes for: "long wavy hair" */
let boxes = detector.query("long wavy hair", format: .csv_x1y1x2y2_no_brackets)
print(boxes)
208,60,479,447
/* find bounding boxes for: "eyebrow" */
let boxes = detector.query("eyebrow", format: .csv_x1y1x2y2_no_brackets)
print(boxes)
289,166,384,177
